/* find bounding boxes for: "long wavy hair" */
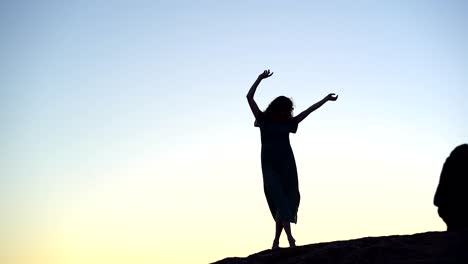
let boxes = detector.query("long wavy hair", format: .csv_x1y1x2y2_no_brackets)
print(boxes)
264,96,294,122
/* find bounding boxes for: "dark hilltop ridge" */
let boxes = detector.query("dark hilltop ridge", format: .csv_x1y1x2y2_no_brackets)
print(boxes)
212,230,468,264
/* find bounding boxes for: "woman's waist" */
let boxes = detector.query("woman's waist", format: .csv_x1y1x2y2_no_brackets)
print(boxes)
260,140,291,147
261,146,294,156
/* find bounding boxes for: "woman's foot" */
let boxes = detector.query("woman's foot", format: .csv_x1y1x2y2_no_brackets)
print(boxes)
288,237,296,248
272,239,279,250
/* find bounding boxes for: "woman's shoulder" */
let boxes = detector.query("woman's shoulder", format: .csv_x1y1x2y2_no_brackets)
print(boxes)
254,112,267,127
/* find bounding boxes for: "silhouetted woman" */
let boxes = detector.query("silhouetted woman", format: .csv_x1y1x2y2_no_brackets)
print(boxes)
246,69,338,249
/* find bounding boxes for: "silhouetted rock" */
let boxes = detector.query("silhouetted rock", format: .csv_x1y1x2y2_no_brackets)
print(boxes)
434,144,468,231
212,231,468,264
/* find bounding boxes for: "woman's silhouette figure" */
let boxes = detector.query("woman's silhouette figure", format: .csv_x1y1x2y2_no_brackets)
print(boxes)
247,70,338,249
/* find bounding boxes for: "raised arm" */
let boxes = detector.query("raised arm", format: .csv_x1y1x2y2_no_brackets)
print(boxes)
293,93,338,124
246,70,273,119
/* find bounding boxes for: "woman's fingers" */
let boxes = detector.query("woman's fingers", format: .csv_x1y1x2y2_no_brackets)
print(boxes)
327,93,338,101
260,69,273,78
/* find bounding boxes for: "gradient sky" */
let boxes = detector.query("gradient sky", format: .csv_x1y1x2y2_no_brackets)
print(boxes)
1,1,467,263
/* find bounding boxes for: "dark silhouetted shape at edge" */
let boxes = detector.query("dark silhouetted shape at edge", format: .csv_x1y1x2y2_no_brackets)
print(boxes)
434,144,468,231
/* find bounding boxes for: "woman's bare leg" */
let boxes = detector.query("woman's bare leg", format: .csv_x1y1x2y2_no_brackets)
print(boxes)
272,220,282,249
282,221,296,247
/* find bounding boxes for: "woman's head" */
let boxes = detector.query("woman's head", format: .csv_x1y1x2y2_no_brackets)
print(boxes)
265,96,294,121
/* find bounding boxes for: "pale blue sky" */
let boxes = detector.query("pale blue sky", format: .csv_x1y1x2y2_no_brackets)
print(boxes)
1,1,467,263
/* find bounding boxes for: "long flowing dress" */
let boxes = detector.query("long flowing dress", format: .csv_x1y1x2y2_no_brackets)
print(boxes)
255,114,300,223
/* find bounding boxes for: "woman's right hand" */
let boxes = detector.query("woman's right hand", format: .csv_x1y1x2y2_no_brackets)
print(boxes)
326,93,338,101
258,69,273,79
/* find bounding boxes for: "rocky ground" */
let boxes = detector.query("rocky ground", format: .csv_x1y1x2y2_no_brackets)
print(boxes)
213,230,468,264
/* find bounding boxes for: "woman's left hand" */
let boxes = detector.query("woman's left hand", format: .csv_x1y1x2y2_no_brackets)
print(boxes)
258,69,274,80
